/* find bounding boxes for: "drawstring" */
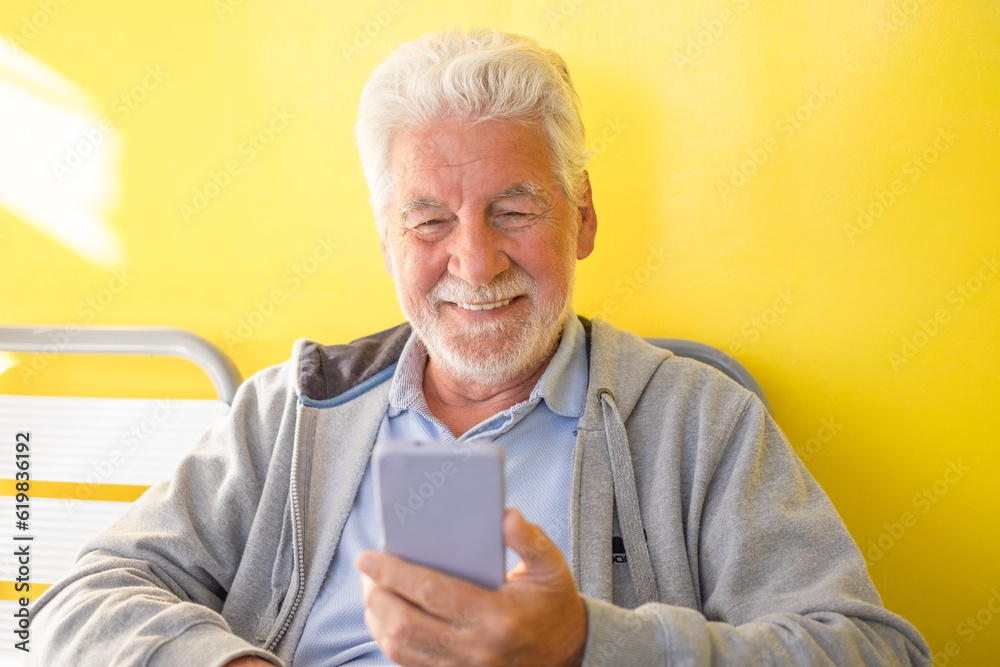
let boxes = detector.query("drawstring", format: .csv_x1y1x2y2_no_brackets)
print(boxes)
598,388,658,606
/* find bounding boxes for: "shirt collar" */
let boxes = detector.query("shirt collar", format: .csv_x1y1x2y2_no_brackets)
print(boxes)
529,310,587,418
386,332,431,418
386,310,587,420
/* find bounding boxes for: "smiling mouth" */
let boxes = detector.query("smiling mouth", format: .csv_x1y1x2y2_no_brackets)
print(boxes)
453,298,514,311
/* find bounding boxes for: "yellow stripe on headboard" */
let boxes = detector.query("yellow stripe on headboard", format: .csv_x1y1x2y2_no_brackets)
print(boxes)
0,479,150,503
0,581,51,603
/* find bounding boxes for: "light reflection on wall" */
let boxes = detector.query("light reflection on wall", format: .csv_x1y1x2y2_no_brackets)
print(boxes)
0,37,123,269
0,352,16,378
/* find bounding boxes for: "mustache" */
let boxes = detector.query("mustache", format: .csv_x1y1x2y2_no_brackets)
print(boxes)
428,269,535,305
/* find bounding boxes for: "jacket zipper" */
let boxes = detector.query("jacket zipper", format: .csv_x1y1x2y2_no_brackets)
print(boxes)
265,401,307,652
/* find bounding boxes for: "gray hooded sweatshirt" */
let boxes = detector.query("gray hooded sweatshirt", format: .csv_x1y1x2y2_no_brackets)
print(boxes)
29,318,931,666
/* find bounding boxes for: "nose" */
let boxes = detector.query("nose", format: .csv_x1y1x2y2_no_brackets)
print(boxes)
446,217,511,286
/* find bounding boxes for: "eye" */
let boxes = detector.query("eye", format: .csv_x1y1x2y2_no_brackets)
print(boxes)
497,211,535,228
497,211,529,221
409,218,451,240
414,218,450,231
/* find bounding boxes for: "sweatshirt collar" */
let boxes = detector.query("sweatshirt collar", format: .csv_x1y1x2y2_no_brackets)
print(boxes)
387,310,587,420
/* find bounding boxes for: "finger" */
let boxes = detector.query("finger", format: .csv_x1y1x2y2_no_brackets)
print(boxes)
356,550,490,620
503,508,563,575
360,572,375,606
363,579,475,667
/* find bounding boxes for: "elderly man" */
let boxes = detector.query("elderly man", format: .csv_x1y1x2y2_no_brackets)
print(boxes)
31,28,930,666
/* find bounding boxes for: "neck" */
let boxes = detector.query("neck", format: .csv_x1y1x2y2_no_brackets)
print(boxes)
422,353,554,438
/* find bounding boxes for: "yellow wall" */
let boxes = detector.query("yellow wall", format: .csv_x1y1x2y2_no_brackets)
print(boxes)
1,1,997,663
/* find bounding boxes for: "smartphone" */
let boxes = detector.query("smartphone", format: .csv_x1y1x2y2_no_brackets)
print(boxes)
373,439,505,590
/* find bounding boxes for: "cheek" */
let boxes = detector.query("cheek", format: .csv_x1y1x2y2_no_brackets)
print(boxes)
390,241,438,289
396,258,443,301
536,252,577,303
523,242,573,283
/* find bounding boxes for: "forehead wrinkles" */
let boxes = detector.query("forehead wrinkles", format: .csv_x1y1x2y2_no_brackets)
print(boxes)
406,137,533,175
388,121,557,221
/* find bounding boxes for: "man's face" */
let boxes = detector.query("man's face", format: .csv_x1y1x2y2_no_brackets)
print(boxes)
381,118,597,387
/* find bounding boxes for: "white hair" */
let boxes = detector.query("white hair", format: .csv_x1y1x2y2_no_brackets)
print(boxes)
355,27,593,235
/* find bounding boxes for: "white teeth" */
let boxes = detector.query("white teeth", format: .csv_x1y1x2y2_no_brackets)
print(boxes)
456,298,513,311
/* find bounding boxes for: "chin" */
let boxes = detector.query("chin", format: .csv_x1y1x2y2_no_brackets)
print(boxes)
411,298,571,388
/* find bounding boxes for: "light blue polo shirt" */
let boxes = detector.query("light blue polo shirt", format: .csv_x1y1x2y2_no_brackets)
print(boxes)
292,313,588,666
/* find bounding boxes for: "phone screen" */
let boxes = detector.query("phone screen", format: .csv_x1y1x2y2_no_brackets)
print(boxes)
373,439,505,590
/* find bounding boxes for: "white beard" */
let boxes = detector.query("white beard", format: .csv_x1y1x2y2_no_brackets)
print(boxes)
398,265,574,387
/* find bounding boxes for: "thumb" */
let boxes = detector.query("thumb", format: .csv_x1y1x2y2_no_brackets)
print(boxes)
504,508,562,576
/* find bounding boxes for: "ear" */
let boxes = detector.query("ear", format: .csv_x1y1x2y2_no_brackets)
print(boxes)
575,171,597,260
379,233,395,278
